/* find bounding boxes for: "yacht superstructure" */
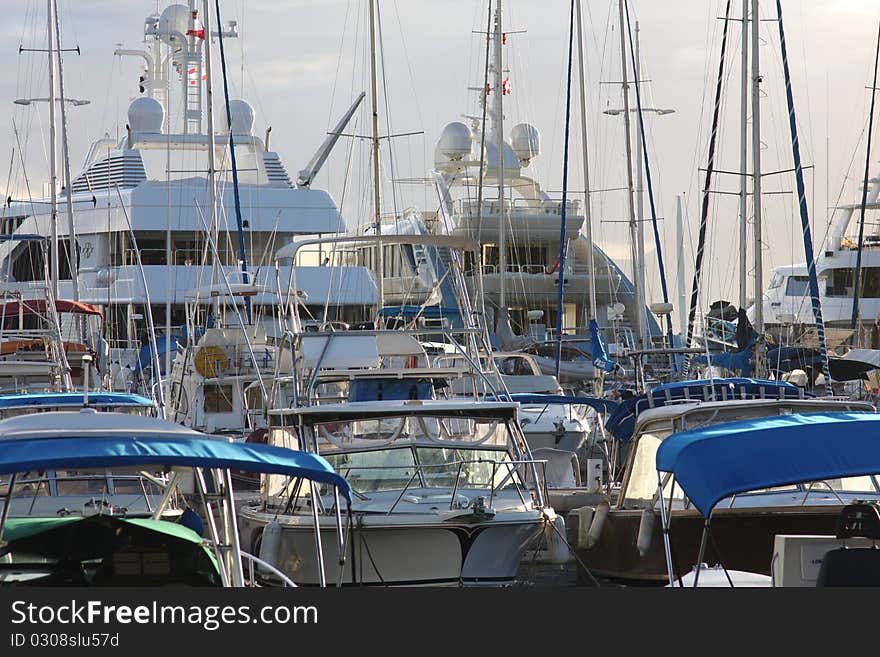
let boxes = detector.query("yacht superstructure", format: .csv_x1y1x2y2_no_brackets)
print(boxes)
0,3,377,391
427,5,659,353
754,168,880,342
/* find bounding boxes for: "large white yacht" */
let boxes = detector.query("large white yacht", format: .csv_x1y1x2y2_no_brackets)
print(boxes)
427,5,659,357
0,3,377,392
753,167,880,342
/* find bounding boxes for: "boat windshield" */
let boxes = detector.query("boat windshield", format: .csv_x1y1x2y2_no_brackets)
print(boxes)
321,446,521,495
312,414,511,451
623,431,880,509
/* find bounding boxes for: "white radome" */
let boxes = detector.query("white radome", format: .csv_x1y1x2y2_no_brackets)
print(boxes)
158,4,191,43
509,123,540,164
437,122,472,161
223,99,255,135
127,97,164,133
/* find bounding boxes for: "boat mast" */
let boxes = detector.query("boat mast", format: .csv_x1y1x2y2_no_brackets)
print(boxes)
369,0,384,315
739,0,748,310
751,0,764,376
555,0,576,379
47,0,59,299
493,0,507,314
633,20,647,349
575,0,597,322
53,0,79,302
616,0,641,348
850,20,880,339
202,1,219,315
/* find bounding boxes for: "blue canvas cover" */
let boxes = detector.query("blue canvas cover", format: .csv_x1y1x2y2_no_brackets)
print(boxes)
0,392,154,409
0,430,351,500
604,378,805,441
655,411,880,516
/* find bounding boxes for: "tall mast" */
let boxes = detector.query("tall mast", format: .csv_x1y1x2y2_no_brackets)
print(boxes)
616,0,641,348
751,0,764,375
493,1,506,313
47,0,59,298
575,0,597,321
54,0,79,302
202,0,220,316
369,0,384,314
633,20,647,348
739,0,748,310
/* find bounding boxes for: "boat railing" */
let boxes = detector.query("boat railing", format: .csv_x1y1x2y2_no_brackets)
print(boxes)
453,197,581,219
332,458,549,515
239,550,298,587
478,262,555,276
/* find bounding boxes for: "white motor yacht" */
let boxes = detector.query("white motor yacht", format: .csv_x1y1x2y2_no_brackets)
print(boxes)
238,400,550,586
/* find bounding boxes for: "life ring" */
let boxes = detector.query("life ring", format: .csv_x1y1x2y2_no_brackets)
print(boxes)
194,345,229,379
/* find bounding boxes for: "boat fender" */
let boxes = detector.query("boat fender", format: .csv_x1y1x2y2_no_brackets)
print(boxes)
258,520,283,572
586,498,610,549
636,508,656,558
575,506,595,550
544,515,571,564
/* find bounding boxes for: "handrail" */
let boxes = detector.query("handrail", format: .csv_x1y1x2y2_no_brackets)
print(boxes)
239,550,298,587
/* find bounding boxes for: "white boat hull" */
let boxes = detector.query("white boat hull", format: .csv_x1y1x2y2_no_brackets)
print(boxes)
238,505,544,586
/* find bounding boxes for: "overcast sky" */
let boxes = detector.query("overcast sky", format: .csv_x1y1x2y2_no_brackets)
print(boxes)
2,0,880,325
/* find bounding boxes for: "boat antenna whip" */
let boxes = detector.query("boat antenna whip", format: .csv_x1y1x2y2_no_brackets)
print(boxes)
554,0,576,380
623,0,673,350
850,20,880,339
775,0,832,396
214,0,251,323
682,0,732,378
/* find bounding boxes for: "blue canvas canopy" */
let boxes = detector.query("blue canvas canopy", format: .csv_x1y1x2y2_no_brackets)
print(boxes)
0,392,154,409
604,378,805,441
655,411,880,516
0,412,351,500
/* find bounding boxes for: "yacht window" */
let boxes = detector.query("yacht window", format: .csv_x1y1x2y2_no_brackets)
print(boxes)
768,272,784,289
784,276,809,297
203,384,234,413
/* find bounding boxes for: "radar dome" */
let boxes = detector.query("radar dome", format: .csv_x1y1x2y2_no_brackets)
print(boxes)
510,123,540,165
437,122,472,161
158,4,191,44
222,99,255,135
128,97,164,133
